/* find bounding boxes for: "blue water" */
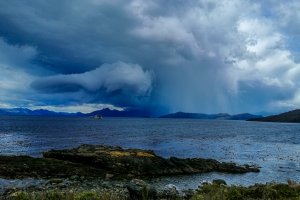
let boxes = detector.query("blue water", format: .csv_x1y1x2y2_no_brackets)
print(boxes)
1,116,300,189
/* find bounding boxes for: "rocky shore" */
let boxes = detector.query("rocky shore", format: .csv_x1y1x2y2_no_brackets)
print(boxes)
4,179,300,200
0,144,260,199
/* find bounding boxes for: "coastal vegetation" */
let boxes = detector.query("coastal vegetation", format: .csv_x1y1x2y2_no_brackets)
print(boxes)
192,180,300,200
5,181,300,200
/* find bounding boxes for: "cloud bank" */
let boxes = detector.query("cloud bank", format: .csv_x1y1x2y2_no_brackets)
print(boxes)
0,0,300,115
32,62,152,107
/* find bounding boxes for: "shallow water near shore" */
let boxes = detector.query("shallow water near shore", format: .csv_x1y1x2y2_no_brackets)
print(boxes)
1,116,300,189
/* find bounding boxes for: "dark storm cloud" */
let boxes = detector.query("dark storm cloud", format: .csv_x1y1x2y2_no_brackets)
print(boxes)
0,0,140,73
233,79,296,112
31,61,153,107
1,0,300,114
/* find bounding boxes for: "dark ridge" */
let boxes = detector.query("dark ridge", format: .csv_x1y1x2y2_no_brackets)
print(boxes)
160,112,261,120
248,109,300,123
85,108,150,118
0,108,84,116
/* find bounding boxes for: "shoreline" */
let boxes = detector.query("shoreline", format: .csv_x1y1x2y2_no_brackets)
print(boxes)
2,178,300,200
1,145,299,199
0,144,261,199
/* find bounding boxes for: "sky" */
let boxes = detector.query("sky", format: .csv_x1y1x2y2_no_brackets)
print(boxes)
0,0,300,115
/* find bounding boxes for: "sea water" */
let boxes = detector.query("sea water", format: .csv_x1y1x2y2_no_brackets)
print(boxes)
1,116,300,189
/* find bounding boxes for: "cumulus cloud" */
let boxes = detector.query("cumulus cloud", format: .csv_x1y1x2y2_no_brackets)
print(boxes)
0,0,300,114
229,17,300,112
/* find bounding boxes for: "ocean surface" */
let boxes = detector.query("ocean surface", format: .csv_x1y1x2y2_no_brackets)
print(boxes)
1,116,300,190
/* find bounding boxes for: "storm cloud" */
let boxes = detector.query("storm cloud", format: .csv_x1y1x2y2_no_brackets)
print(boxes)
32,62,153,107
1,0,300,115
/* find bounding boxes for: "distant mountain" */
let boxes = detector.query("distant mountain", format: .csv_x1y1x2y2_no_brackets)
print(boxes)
0,107,150,117
228,113,262,120
160,112,230,119
0,108,83,116
85,108,150,118
160,112,261,120
0,107,261,120
248,109,300,123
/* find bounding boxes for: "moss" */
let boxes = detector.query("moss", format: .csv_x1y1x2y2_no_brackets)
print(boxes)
107,151,154,158
8,192,31,200
109,151,131,157
136,152,155,157
74,191,99,200
7,190,126,200
191,195,205,200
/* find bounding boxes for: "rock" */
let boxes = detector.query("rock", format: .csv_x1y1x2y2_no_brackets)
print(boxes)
0,155,106,179
8,192,21,198
70,175,79,180
212,179,227,185
165,183,178,190
0,144,259,180
159,184,180,198
43,144,260,177
127,179,157,200
130,179,147,187
105,173,114,180
48,178,64,184
199,180,211,186
2,187,18,197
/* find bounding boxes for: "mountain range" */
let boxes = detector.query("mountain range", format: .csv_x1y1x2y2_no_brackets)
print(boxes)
0,108,150,118
2,107,300,123
85,108,150,118
159,112,261,120
0,108,261,120
0,108,83,116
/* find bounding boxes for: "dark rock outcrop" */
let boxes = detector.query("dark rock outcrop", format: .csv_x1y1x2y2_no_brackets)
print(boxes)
0,155,106,179
43,144,259,177
0,145,259,180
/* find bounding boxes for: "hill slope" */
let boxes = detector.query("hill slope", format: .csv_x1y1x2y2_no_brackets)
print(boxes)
249,109,300,123
85,108,150,118
0,107,150,118
160,112,261,120
0,108,83,116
